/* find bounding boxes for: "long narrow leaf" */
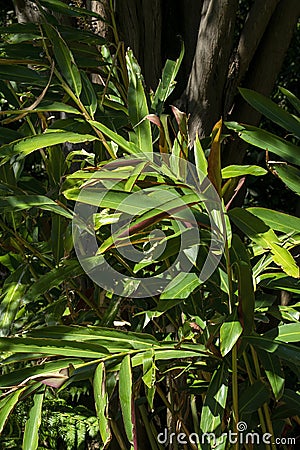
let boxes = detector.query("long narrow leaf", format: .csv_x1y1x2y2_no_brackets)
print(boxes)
226,122,300,166
257,350,284,400
239,88,300,138
126,50,152,154
0,131,97,161
0,388,26,433
229,208,299,278
23,386,45,450
0,195,73,219
119,355,134,446
94,363,111,447
200,364,228,434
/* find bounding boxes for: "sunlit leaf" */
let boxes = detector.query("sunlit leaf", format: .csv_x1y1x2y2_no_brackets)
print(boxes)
257,350,284,400
126,49,152,154
200,364,228,434
23,386,45,450
0,131,97,160
160,273,201,299
248,207,300,234
221,165,267,178
119,355,134,445
220,309,242,356
151,42,184,115
94,362,111,447
0,195,73,219
229,208,299,278
0,388,27,433
44,24,82,97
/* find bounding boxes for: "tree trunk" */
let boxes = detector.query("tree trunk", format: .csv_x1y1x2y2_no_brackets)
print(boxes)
13,0,41,23
180,0,239,141
86,0,111,39
115,0,162,89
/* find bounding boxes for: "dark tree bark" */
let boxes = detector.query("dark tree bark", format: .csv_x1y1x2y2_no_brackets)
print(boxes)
180,0,239,140
115,0,162,89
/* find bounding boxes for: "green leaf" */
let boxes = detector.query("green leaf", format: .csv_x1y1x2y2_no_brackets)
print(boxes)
142,350,156,409
151,42,184,115
0,195,73,219
243,335,300,364
200,364,228,434
44,24,82,97
0,23,39,35
1,101,81,116
0,127,24,145
0,336,108,358
0,131,97,160
220,309,242,356
271,163,300,196
272,389,300,420
258,273,300,293
265,323,300,343
23,386,45,450
89,120,140,155
51,214,65,265
160,273,201,299
27,325,159,350
194,133,208,177
225,122,300,166
60,25,106,46
221,165,267,178
80,71,98,118
239,380,270,414
119,355,134,445
0,266,27,337
94,362,111,447
126,49,152,154
257,350,284,400
0,388,27,433
0,65,46,85
279,87,300,114
25,260,83,299
248,207,300,234
229,208,299,278
39,0,107,20
239,88,300,138
0,358,81,388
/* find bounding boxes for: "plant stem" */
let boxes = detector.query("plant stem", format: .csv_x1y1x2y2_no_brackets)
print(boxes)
250,346,276,450
190,394,200,434
156,385,198,450
110,420,127,450
138,404,160,450
243,352,268,438
224,237,239,449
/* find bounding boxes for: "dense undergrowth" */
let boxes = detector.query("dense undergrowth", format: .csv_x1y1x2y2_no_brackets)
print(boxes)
0,2,299,449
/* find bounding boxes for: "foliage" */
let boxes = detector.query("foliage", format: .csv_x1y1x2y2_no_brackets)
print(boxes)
0,2,299,450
